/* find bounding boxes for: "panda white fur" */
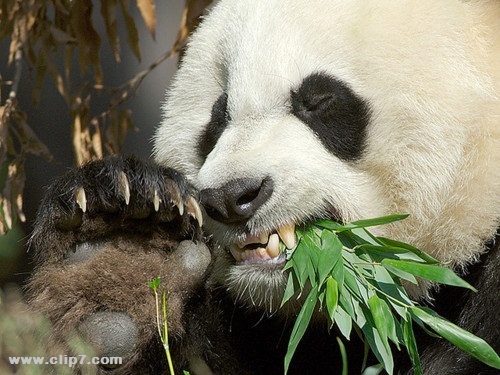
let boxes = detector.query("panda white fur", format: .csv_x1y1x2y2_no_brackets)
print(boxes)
153,0,499,373
27,1,499,374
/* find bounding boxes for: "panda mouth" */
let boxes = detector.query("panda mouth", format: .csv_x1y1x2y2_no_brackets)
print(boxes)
229,223,296,264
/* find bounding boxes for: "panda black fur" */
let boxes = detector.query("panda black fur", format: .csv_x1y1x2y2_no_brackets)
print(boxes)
28,0,499,374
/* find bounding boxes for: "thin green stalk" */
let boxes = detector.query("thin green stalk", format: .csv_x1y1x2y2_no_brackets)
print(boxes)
162,290,175,375
337,337,348,375
153,288,162,342
149,277,176,375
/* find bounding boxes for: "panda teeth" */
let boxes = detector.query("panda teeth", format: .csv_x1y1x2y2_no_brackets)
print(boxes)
266,233,280,258
230,224,297,263
230,244,242,262
277,223,296,249
238,233,269,248
257,247,269,259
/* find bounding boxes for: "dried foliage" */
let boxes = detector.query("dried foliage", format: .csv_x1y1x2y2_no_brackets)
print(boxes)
171,0,213,58
0,0,212,235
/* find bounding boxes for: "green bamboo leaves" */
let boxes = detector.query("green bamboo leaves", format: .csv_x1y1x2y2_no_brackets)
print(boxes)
281,216,500,374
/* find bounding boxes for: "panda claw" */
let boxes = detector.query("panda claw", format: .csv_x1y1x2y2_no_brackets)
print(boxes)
118,171,130,205
176,200,184,216
75,187,87,213
166,180,184,215
153,190,160,212
187,196,203,227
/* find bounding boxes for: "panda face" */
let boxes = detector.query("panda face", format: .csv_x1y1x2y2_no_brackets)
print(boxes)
155,0,500,312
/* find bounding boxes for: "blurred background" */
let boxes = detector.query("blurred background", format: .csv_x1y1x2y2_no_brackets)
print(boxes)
0,0,193,288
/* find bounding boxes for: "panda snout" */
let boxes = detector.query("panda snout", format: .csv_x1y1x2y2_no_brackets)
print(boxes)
200,177,274,224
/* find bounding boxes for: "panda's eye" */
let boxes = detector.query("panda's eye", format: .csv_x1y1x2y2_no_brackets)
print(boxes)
290,73,370,161
197,93,230,161
294,91,335,112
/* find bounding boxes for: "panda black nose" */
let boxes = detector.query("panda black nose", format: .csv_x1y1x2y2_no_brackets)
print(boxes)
200,177,274,224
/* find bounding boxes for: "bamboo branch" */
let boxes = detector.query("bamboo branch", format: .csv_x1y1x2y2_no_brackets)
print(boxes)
91,50,170,124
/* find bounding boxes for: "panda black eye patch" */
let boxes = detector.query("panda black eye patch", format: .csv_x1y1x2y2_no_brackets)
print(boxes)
291,72,370,161
197,93,230,161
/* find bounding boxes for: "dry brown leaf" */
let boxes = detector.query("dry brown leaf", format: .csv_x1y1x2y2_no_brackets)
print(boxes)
38,49,68,99
1,194,13,231
0,0,187,234
49,25,77,45
119,0,141,61
8,161,26,224
91,120,103,160
171,0,213,57
136,0,156,39
69,0,103,84
72,95,104,165
32,52,47,106
14,112,52,161
0,202,5,234
72,111,83,166
101,0,121,62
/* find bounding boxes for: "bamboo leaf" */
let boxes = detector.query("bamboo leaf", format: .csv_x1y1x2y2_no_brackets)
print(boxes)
382,263,418,284
325,276,339,324
402,313,422,375
342,265,363,303
290,240,311,290
283,215,496,375
314,220,342,231
284,288,318,374
318,230,343,286
361,364,384,375
357,244,428,263
368,294,398,349
377,237,440,264
351,227,382,245
332,253,345,292
147,275,161,290
281,272,297,308
381,260,477,291
362,320,394,375
411,307,500,370
372,265,411,317
334,305,352,340
338,214,409,231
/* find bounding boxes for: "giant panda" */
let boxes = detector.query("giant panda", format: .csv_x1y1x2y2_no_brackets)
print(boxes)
27,0,499,374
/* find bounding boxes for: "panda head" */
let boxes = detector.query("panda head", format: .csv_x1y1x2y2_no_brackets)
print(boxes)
155,0,500,313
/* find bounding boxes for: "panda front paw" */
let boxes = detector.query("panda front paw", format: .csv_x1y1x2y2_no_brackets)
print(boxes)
31,155,203,260
27,155,210,374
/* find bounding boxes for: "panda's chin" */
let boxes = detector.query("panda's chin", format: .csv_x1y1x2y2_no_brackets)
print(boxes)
225,255,289,314
217,223,297,313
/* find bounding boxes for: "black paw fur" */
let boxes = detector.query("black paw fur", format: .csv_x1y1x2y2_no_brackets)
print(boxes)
26,155,210,374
